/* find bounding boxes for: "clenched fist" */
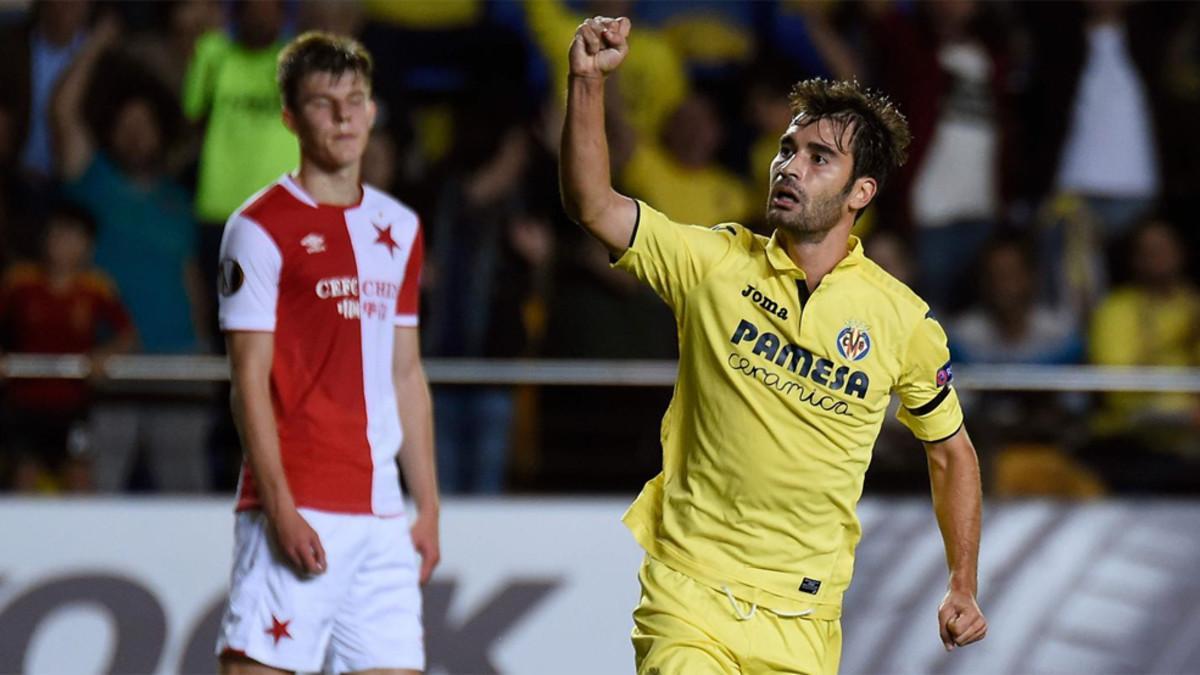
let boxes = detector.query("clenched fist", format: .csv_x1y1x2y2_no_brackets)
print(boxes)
938,588,988,651
569,16,631,78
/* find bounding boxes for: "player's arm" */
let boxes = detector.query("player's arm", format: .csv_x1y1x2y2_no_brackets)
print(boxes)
227,330,326,575
560,15,639,256
393,325,440,584
924,426,988,650
51,15,119,181
894,314,987,650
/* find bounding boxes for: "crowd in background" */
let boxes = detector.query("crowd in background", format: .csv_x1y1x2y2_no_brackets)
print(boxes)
0,0,1198,498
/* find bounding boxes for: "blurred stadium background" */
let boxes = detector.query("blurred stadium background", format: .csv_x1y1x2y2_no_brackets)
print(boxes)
1,0,1199,673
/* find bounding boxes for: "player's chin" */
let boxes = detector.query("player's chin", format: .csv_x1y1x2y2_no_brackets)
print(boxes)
764,207,799,231
322,146,364,170
328,135,364,155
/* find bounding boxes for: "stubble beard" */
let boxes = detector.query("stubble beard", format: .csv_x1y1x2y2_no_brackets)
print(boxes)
764,188,848,244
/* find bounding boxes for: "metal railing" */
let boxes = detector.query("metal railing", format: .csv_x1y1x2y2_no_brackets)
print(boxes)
2,353,1199,392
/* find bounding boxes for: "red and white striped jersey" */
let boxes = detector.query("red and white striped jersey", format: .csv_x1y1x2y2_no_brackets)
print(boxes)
218,175,423,516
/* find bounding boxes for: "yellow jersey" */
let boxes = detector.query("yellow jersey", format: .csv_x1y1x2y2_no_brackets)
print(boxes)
1090,286,1200,433
614,201,964,619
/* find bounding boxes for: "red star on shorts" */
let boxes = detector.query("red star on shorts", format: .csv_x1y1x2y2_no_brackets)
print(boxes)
266,615,292,645
374,224,399,257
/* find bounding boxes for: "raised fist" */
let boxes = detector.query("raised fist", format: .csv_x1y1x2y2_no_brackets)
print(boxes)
568,16,631,78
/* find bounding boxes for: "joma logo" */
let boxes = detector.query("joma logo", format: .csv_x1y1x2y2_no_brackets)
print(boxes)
741,283,789,319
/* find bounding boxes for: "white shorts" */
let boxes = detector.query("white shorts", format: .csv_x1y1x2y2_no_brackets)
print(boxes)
215,508,424,673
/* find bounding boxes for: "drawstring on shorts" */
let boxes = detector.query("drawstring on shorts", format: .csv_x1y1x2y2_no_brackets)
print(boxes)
722,585,758,621
772,607,814,618
721,585,814,620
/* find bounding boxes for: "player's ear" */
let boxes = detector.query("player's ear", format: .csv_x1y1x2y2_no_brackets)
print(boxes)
848,176,877,212
281,105,297,135
367,96,378,130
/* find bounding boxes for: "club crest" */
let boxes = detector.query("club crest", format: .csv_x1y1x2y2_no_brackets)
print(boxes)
836,321,872,362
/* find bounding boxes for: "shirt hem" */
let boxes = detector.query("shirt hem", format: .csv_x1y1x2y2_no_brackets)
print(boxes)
917,421,965,445
625,517,844,620
220,318,276,332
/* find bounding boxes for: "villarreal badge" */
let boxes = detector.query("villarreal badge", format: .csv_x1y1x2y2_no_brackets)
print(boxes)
836,320,872,362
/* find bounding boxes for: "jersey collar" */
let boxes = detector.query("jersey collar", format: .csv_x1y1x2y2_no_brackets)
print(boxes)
765,231,865,278
281,173,365,210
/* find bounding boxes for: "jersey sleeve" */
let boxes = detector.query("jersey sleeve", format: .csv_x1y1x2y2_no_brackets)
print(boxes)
894,314,965,443
218,214,281,332
612,200,739,311
394,224,423,326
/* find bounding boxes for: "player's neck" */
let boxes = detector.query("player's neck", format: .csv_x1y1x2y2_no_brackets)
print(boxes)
778,224,852,291
294,161,363,207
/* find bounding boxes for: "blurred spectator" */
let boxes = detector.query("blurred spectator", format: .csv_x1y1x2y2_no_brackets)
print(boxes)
361,106,426,207
0,0,93,257
0,103,16,171
54,17,206,355
53,19,211,493
1086,220,1200,493
951,236,1084,447
949,236,1101,498
538,219,677,489
422,109,554,493
618,91,753,226
183,0,294,345
0,0,92,183
538,79,678,490
765,1,864,82
359,0,527,142
362,126,400,195
524,0,688,140
1022,2,1198,316
122,0,223,98
872,0,1016,313
352,0,528,183
1021,1,1191,237
539,204,677,495
0,103,13,262
364,0,482,30
1158,2,1200,260
118,1,222,179
744,68,797,208
640,0,757,83
0,201,135,492
953,237,1084,366
864,230,915,287
298,0,365,38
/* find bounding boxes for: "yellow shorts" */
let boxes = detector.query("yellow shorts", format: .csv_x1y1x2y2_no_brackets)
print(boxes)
632,556,842,675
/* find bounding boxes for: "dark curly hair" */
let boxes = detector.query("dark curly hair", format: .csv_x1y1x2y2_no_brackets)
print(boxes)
787,79,911,191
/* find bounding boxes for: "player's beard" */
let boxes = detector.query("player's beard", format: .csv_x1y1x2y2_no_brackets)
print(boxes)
764,183,850,243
